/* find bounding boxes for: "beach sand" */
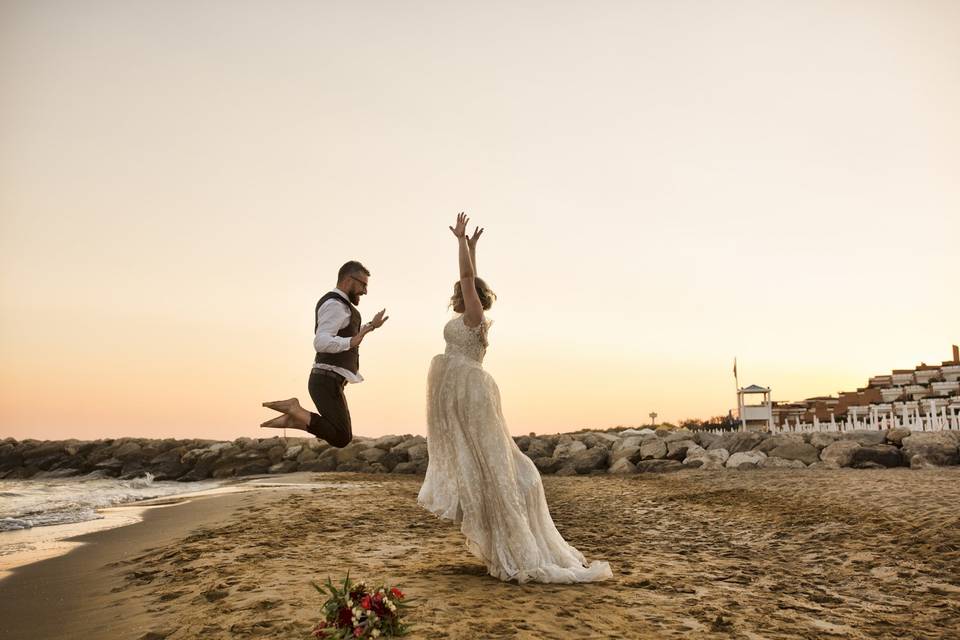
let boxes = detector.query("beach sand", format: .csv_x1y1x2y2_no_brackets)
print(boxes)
1,468,958,639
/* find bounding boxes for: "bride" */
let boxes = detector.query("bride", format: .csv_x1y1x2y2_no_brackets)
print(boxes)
417,212,612,584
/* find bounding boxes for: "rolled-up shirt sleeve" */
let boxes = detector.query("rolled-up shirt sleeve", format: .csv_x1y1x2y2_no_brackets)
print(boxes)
314,300,353,353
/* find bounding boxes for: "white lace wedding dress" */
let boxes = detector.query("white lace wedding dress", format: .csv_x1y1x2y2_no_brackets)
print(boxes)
417,315,613,584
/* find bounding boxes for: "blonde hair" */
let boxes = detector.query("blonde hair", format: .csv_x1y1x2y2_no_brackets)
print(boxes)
450,277,496,311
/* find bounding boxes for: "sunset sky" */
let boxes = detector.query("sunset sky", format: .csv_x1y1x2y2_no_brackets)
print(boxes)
1,1,958,441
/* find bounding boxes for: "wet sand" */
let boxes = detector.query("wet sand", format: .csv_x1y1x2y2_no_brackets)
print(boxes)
1,468,958,639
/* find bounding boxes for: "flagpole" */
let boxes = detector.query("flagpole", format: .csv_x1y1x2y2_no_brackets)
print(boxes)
733,357,741,432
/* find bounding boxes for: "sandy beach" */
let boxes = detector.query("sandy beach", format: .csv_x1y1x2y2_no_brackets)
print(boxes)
1,468,958,639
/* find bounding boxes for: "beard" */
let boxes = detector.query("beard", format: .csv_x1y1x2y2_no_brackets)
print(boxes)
348,291,361,305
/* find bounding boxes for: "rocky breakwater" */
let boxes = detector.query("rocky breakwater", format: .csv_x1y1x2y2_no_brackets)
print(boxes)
2,428,958,481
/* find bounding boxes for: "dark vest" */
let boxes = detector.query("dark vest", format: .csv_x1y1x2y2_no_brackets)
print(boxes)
314,291,361,374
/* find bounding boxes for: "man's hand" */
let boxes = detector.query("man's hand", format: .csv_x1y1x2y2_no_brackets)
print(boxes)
369,308,389,329
449,211,468,239
467,226,484,250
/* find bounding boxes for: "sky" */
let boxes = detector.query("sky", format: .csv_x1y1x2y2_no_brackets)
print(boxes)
1,0,958,441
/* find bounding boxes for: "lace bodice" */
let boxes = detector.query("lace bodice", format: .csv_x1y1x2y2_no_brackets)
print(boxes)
443,315,490,364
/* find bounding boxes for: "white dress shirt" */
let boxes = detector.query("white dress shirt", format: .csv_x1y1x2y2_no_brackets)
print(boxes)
312,288,364,383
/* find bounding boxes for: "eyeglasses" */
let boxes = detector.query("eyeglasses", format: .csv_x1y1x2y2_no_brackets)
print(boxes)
350,275,368,290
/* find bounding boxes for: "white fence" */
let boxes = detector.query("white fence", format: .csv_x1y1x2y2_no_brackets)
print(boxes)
770,401,960,434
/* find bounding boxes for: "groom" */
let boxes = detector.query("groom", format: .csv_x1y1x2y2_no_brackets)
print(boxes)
262,260,388,447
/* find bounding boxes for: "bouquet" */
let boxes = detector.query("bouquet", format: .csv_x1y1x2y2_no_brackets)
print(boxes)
311,572,414,639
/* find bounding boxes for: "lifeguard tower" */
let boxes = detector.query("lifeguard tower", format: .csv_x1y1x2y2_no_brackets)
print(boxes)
738,384,773,432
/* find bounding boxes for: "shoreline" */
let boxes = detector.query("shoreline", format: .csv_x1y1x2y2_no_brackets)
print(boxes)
0,469,958,639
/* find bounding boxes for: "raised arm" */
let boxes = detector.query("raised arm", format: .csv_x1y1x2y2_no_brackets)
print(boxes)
467,225,483,274
449,212,484,327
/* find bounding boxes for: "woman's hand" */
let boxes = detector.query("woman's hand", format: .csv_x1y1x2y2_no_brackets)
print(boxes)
449,211,468,239
467,225,484,250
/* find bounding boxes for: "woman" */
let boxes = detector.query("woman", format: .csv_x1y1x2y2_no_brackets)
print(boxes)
417,212,612,584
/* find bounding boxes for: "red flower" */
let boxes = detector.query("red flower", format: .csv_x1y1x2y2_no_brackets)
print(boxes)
353,626,364,638
337,606,352,627
360,595,372,610
390,587,404,600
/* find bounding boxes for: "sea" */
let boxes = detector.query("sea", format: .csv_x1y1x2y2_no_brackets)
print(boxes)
0,471,225,532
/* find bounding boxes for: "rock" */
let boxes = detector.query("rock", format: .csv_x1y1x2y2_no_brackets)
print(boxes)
634,460,684,473
371,435,407,450
577,433,619,449
268,461,298,474
820,441,861,467
235,461,272,476
533,457,563,474
885,428,912,446
608,458,637,474
608,445,641,467
336,460,373,473
406,443,429,463
554,465,578,476
808,461,841,470
767,442,821,466
839,430,887,446
296,447,319,464
662,430,695,444
850,444,903,469
334,442,368,464
299,458,338,473
567,447,609,474
753,434,804,454
393,460,427,474
619,428,655,437
726,451,767,469
282,445,303,461
666,439,697,461
552,440,587,459
900,431,960,467
910,454,943,469
809,432,842,449
639,439,668,460
389,436,426,454
708,432,765,454
525,439,555,459
758,456,807,469
358,448,387,464
693,431,721,449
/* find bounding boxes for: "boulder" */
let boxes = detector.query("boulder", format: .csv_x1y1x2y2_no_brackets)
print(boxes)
393,459,427,474
684,447,728,469
639,439,668,460
358,448,387,464
758,456,807,469
282,445,303,461
578,433,619,449
619,428,655,437
662,429,696,444
885,428,912,446
299,458,338,473
693,431,721,449
533,457,563,474
820,441,860,467
708,431,765,454
406,443,429,463
666,439,697,461
753,434,804,454
336,460,374,473
371,435,407,450
726,451,767,469
839,430,887,446
850,444,903,469
900,431,960,467
269,461,298,474
634,459,684,473
235,461,272,476
525,439,555,459
608,445,641,467
567,447,608,474
767,442,820,466
809,432,842,449
552,440,587,459
608,458,637,474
